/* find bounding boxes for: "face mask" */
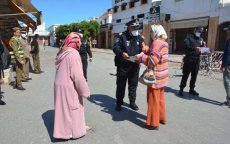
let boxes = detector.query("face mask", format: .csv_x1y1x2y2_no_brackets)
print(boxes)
131,30,139,36
195,32,201,37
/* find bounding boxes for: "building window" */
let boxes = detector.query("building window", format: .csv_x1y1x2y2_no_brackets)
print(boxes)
115,0,120,4
137,13,145,19
141,0,147,5
116,19,121,23
129,1,135,8
121,3,127,11
113,6,118,13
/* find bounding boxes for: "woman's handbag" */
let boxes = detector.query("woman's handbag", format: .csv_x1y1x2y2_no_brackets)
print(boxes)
138,68,156,85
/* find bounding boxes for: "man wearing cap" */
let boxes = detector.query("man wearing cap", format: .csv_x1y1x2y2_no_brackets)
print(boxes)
221,25,230,108
9,27,25,90
113,19,144,111
179,26,205,96
30,34,43,74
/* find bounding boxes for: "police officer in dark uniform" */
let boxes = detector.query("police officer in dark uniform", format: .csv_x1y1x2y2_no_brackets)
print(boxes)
79,37,93,81
179,26,204,96
113,19,144,111
0,39,6,105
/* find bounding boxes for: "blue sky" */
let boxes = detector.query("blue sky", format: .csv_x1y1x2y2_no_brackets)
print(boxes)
31,0,112,28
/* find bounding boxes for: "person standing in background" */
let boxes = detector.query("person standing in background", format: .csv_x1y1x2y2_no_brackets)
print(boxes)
20,34,32,81
0,39,6,105
221,25,230,108
79,36,93,81
9,27,25,90
30,34,43,74
178,26,204,97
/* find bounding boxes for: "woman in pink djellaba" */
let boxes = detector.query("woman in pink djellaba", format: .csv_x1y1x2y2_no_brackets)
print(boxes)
53,32,91,140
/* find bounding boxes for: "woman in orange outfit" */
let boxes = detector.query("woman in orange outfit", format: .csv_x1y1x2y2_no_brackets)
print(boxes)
136,24,169,130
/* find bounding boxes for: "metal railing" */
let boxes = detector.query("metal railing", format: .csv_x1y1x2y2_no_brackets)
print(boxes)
199,51,223,79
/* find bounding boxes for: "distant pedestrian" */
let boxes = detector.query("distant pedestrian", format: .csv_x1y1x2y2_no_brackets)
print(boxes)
30,34,43,74
53,32,91,140
221,25,230,108
135,24,169,130
79,37,93,81
43,39,45,50
9,27,25,90
179,26,204,97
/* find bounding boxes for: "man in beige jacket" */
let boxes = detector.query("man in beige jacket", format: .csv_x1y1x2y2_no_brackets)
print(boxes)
20,34,32,81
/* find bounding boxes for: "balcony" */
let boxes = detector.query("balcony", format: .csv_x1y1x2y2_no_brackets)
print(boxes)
100,23,113,31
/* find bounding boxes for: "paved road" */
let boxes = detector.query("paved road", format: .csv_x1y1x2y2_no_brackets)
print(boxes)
0,46,229,144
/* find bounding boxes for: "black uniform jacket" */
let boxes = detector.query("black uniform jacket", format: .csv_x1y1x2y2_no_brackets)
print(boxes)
113,31,144,66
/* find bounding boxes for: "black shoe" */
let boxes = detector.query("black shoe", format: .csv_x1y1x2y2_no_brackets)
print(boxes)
115,105,122,111
178,90,183,97
189,90,199,96
16,86,26,90
0,100,6,105
129,103,139,111
34,71,40,74
21,79,28,82
221,101,230,108
26,78,32,80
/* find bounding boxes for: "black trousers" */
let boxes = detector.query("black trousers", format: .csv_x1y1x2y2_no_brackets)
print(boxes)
81,58,88,81
180,58,200,90
116,63,140,105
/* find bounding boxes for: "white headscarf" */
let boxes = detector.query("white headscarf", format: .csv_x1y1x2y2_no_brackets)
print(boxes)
151,24,167,40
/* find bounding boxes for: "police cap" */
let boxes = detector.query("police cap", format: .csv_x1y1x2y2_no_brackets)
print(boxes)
12,27,21,32
125,19,140,29
34,34,39,38
195,26,203,32
224,25,230,30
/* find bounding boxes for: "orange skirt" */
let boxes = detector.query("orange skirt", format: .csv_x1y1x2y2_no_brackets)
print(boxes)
146,87,166,127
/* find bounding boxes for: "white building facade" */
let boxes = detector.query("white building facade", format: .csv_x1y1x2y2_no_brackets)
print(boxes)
111,0,162,46
112,0,159,34
96,10,114,48
48,24,61,47
28,23,50,45
161,0,230,53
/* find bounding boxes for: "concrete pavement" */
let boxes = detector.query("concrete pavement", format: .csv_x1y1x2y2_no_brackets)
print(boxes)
0,46,229,144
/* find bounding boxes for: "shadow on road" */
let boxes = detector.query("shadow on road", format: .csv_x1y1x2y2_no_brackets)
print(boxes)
165,86,223,106
42,110,68,143
88,94,146,128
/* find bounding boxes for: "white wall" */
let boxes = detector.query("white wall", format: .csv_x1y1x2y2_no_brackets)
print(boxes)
112,0,157,33
98,12,113,25
48,24,60,46
28,23,49,36
161,0,230,24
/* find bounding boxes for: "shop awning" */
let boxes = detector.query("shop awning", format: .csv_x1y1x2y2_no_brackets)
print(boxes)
171,17,209,29
0,0,42,34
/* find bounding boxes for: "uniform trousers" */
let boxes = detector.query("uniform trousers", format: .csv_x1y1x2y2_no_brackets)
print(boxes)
23,58,30,78
180,58,200,90
223,66,230,103
81,58,88,81
32,54,41,72
116,63,140,105
15,61,23,87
